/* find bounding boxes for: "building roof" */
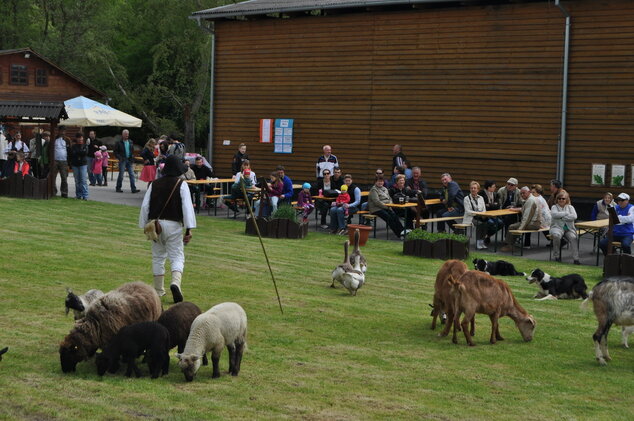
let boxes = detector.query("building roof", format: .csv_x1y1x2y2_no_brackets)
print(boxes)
0,100,68,121
0,48,107,98
191,0,471,20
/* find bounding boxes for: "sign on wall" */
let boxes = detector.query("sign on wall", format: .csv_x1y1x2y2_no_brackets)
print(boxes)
591,164,606,186
274,118,293,154
260,119,273,143
611,164,625,187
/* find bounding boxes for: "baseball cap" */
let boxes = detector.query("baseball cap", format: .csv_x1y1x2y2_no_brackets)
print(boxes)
340,185,348,192
507,177,518,185
617,193,630,201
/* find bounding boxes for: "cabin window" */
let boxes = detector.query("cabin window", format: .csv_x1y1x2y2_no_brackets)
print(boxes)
10,64,28,85
35,68,48,86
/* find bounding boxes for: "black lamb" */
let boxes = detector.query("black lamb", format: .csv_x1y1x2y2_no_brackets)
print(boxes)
96,321,170,379
158,302,208,366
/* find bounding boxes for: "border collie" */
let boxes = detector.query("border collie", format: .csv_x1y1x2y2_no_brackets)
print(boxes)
472,258,525,276
525,268,588,300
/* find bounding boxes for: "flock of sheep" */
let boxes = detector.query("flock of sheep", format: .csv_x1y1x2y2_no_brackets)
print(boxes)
49,230,633,381
59,282,247,382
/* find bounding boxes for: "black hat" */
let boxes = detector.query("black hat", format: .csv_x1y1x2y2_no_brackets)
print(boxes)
162,155,187,177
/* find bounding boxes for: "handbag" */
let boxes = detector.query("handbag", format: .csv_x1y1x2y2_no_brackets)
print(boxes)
144,179,182,241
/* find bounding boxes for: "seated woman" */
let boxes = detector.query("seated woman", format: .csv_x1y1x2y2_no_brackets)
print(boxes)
314,169,335,228
388,174,416,230
550,192,580,265
368,175,405,237
463,181,487,249
253,171,284,217
478,179,503,244
591,192,614,238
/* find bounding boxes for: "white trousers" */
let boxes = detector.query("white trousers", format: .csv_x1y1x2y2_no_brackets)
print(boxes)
551,226,579,260
152,219,185,275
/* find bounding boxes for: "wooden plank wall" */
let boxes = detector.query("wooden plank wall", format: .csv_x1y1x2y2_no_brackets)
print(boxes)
0,54,97,101
564,0,634,199
212,0,632,200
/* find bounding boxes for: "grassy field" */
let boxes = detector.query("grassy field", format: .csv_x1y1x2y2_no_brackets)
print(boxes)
0,197,632,420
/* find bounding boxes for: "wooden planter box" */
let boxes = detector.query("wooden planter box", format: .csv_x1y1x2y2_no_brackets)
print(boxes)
245,217,308,239
603,254,634,278
403,239,469,260
0,174,50,199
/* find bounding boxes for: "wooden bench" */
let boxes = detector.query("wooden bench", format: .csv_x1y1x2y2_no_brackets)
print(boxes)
204,194,223,216
508,228,550,256
415,216,463,233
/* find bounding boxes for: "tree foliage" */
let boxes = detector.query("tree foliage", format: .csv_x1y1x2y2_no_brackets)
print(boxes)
0,0,240,150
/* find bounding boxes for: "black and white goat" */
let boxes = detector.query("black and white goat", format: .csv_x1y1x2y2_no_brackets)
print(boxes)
64,288,105,320
583,276,634,365
526,269,588,300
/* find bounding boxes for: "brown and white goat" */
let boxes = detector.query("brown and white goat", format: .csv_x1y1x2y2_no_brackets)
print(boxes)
584,276,634,365
450,271,536,346
430,260,469,338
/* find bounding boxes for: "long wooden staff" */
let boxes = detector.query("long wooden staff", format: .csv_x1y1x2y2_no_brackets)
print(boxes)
240,179,284,314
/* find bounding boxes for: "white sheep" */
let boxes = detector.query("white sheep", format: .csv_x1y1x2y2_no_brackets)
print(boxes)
176,302,247,382
65,288,105,320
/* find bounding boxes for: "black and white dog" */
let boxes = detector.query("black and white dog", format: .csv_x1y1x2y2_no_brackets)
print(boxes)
472,258,525,276
525,268,588,300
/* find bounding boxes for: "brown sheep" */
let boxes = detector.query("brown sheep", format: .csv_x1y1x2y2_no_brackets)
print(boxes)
59,282,162,373
450,271,536,346
431,260,470,338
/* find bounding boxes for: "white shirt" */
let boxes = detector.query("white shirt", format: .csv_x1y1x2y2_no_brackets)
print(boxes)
5,140,29,154
139,181,197,229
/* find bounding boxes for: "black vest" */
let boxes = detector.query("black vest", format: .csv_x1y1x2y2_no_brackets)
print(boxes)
149,177,183,222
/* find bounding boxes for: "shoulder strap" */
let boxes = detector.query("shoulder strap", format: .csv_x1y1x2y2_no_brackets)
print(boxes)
157,179,182,219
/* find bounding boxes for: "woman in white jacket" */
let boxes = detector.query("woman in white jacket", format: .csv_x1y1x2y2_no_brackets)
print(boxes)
463,181,488,249
550,191,580,264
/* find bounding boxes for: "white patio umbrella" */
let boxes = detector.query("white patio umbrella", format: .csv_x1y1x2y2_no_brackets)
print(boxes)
62,96,142,127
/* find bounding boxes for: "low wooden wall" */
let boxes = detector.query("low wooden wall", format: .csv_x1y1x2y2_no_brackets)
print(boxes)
0,174,51,199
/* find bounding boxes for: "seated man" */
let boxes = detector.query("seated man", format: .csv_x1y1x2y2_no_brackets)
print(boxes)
435,173,465,232
329,173,361,235
498,177,521,230
405,166,428,198
500,186,543,252
191,156,215,209
276,165,293,205
599,193,634,255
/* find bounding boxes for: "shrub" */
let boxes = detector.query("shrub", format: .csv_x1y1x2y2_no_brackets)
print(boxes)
272,204,298,223
405,228,468,243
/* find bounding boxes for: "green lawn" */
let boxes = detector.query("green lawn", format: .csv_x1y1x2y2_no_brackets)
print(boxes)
0,197,631,420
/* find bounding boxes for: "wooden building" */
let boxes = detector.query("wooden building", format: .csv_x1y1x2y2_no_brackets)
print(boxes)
192,0,634,202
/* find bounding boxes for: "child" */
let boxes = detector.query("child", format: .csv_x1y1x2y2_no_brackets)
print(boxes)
100,146,110,186
335,184,351,217
92,149,104,186
297,182,315,222
225,160,256,212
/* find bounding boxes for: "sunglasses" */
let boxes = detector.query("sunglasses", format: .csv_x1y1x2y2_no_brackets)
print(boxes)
557,198,566,201
322,172,330,175
376,172,383,175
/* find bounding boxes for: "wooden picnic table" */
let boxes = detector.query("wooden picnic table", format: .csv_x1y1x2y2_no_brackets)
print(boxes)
424,198,441,205
473,208,520,252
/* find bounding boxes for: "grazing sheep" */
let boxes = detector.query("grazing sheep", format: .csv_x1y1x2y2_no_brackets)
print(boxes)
451,270,536,346
157,302,208,365
59,282,162,373
431,260,469,336
331,240,365,295
583,276,634,365
0,347,7,361
65,288,105,320
176,302,247,382
348,229,367,274
96,321,170,378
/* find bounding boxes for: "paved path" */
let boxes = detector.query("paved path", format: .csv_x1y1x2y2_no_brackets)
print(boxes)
63,173,604,266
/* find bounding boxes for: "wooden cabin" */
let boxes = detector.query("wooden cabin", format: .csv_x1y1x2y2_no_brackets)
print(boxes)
192,0,634,203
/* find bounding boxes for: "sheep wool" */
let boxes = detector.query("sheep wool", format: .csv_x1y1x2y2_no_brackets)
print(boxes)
59,282,162,373
177,302,247,381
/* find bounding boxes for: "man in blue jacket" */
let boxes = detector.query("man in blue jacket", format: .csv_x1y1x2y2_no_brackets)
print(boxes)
277,165,293,204
600,192,634,255
435,172,465,233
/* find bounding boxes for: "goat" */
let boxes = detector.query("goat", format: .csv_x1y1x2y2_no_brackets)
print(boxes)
431,260,469,338
450,270,536,346
583,276,634,365
65,288,105,320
